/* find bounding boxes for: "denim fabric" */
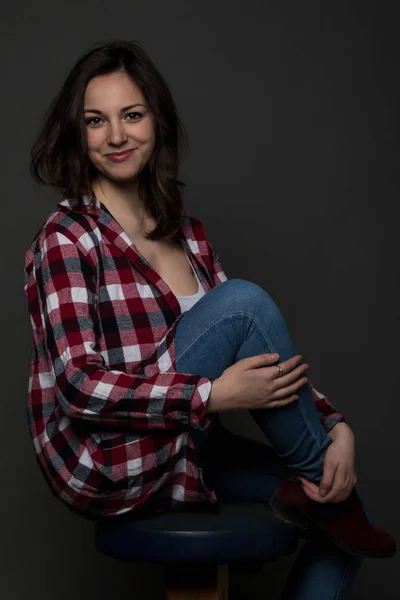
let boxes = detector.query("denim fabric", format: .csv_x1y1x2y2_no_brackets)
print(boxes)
175,279,369,600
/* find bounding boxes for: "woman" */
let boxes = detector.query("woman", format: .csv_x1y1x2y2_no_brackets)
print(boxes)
24,40,395,599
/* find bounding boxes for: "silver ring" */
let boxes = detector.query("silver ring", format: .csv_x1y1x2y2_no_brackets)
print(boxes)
276,365,284,377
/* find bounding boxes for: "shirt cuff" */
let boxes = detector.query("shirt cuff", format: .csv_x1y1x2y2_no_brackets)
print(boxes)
189,378,213,430
321,413,347,434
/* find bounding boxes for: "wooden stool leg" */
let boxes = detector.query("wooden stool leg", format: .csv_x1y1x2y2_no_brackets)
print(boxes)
217,564,229,600
164,564,229,600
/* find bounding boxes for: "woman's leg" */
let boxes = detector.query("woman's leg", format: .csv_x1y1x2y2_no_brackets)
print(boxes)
198,421,366,600
175,278,331,482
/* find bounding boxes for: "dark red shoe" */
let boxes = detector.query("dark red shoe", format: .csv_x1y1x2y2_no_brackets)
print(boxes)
269,478,397,558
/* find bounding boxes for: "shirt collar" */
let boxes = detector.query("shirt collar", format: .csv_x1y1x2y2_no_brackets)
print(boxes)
57,194,102,216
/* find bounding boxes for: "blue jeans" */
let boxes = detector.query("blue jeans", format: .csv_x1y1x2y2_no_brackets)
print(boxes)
174,279,370,600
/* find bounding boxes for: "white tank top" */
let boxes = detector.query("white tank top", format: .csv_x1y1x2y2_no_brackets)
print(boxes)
175,251,207,312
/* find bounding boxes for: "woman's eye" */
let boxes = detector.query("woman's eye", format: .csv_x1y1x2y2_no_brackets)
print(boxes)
85,112,142,126
126,112,142,120
86,117,102,126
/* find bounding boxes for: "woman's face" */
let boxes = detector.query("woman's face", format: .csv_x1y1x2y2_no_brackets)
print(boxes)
84,70,156,185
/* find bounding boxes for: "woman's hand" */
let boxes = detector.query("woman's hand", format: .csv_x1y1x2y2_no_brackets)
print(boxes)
207,354,309,414
299,423,357,504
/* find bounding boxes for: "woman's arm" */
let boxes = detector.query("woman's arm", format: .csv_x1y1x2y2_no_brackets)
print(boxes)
24,226,212,431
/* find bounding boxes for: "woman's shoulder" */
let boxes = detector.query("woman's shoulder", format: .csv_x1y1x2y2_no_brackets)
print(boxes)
180,213,208,239
24,201,99,267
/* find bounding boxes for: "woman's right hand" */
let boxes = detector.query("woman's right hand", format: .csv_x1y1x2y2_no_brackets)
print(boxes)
206,353,309,413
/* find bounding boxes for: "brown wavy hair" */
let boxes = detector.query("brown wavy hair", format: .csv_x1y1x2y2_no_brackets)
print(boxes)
29,40,189,240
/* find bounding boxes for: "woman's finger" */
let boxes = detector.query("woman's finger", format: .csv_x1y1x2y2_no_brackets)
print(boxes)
265,394,299,409
301,470,356,504
272,362,309,387
319,460,338,497
298,477,319,493
300,483,327,503
272,378,308,400
319,469,348,503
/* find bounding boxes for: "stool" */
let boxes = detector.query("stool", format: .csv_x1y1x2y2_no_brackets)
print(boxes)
95,501,298,599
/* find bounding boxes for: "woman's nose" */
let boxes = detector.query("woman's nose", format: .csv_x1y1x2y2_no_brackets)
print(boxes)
107,124,128,145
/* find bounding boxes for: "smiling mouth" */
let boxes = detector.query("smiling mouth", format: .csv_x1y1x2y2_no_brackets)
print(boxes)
106,149,135,156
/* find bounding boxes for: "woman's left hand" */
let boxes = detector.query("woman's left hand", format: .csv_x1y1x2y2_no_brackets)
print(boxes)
298,423,357,504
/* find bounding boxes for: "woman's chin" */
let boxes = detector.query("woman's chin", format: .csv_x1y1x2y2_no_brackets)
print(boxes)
103,170,139,184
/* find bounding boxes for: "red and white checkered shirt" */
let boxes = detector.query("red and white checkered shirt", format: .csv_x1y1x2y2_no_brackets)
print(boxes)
23,195,346,518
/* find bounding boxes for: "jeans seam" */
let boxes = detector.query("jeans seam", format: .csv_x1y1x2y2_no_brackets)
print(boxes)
175,312,247,365
334,562,350,600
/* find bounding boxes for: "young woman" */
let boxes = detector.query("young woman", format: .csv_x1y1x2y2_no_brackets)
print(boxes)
24,40,396,600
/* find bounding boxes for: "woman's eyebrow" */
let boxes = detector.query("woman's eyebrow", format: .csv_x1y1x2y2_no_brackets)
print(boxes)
84,103,146,114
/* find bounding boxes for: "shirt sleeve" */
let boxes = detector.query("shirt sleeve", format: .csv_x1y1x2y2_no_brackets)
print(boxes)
25,227,212,432
200,223,228,287
209,244,228,286
309,380,347,433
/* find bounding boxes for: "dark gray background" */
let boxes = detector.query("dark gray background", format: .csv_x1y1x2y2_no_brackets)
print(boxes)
2,1,399,598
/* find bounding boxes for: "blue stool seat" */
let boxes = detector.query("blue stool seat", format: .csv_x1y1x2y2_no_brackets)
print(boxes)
95,501,298,564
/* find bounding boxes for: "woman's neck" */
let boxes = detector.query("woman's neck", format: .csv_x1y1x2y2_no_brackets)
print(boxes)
92,177,145,221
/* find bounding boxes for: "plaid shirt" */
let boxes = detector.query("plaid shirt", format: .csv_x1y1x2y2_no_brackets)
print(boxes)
23,195,346,518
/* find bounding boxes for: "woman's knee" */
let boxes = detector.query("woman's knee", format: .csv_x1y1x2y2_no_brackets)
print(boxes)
215,278,280,318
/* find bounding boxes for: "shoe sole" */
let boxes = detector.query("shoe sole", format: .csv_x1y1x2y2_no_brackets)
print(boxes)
269,492,396,559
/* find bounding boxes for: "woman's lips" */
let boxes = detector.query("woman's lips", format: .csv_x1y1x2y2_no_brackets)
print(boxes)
106,149,134,162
